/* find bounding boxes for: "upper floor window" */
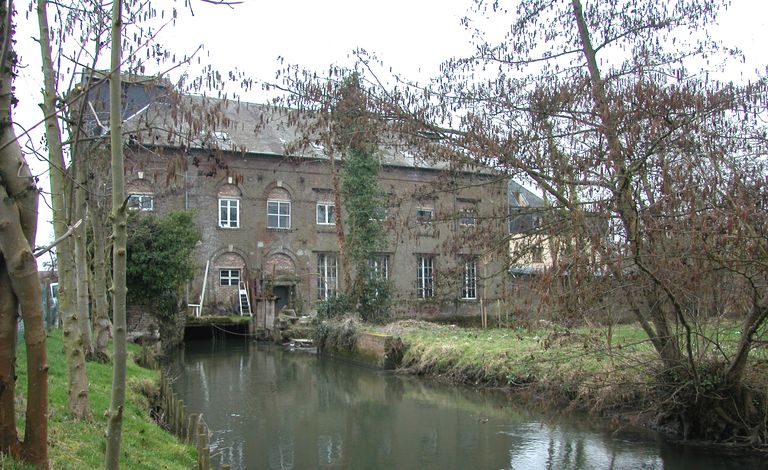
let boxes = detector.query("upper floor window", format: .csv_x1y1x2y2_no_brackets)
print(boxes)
316,202,335,225
461,258,477,300
416,207,434,223
128,193,154,211
268,200,291,229
459,210,476,227
219,268,241,286
513,191,529,207
416,255,434,299
219,198,240,228
531,245,544,263
371,206,387,221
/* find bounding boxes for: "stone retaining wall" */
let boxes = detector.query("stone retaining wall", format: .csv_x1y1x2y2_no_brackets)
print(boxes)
321,332,404,370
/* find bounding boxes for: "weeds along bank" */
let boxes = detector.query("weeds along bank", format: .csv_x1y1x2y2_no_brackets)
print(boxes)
317,318,768,452
12,331,195,469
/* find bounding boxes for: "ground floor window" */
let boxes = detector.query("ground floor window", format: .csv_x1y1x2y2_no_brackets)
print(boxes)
220,268,241,286
368,255,389,280
317,254,338,300
128,193,155,211
416,255,434,298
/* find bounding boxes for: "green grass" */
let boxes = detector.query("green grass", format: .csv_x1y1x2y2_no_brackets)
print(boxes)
6,330,195,470
373,319,768,410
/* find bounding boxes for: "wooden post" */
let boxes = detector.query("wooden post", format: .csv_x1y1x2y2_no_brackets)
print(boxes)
197,416,209,470
176,399,185,437
187,413,198,443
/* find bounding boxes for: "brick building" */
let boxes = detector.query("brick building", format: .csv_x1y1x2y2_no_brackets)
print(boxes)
84,77,510,319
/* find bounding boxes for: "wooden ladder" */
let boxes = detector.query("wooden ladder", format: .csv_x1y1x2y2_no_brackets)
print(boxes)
238,281,252,316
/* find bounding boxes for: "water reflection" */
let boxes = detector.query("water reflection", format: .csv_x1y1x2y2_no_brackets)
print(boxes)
169,338,763,470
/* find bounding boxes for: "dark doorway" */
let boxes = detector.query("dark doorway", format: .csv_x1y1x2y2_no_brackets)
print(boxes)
273,285,291,312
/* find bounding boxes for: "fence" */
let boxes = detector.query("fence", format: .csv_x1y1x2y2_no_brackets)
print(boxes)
159,374,232,470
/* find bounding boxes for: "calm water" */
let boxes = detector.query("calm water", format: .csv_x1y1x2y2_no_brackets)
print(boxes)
169,338,764,470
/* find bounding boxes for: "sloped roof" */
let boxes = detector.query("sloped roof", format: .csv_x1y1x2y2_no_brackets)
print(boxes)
508,180,544,208
84,79,471,172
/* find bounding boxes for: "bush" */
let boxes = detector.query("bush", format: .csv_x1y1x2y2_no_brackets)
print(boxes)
317,294,352,319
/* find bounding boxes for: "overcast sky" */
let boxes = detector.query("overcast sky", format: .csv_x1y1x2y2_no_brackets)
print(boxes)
10,0,768,249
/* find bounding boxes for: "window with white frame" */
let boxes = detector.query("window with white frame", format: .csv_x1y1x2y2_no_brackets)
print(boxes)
416,255,434,298
316,202,335,225
459,210,476,227
462,258,477,299
317,254,338,300
219,268,241,286
219,198,240,228
128,193,155,211
368,255,389,281
268,200,291,229
416,207,434,223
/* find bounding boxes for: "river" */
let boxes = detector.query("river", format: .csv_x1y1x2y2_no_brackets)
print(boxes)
168,338,764,469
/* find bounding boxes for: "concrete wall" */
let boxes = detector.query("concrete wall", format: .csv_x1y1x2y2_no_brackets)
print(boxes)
320,332,404,370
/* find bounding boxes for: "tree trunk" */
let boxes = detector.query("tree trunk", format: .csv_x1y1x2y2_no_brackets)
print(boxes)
725,301,768,385
0,258,19,455
105,0,127,467
0,0,49,463
36,0,91,419
571,0,693,375
74,155,93,357
329,149,350,292
72,152,93,354
0,185,49,468
90,207,112,359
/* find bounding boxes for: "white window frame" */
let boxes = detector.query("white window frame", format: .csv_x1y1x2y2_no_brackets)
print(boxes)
459,210,476,227
268,199,291,229
50,282,59,305
219,268,241,287
369,255,389,281
317,254,338,300
416,207,434,223
462,258,477,300
316,202,335,225
416,255,434,299
219,198,240,228
128,193,155,211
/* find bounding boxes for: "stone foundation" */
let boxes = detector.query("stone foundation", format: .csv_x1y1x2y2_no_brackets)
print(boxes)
321,332,404,370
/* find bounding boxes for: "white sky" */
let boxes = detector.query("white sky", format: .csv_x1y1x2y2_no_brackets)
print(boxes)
9,0,768,250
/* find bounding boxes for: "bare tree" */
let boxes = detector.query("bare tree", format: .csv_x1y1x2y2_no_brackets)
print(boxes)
0,0,49,466
105,0,128,464
36,0,93,419
359,0,768,444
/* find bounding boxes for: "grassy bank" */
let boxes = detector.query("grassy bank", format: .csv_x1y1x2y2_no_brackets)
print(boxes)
372,320,768,416
5,330,194,469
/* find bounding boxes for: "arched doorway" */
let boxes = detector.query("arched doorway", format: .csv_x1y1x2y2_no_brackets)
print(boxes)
263,252,300,314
